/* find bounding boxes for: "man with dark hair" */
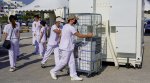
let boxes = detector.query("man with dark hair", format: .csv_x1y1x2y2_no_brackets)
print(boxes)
32,15,41,55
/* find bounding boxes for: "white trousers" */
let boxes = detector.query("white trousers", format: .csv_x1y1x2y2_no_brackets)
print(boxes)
32,32,36,45
39,42,46,57
41,45,60,66
16,41,20,57
51,50,77,77
33,40,39,54
9,39,19,68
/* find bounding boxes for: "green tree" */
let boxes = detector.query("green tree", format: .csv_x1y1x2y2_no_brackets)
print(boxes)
0,16,8,24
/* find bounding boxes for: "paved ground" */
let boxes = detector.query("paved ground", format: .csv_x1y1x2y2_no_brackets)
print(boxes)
0,32,150,83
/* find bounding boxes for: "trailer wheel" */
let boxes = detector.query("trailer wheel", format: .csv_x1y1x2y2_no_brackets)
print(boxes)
86,73,92,78
135,64,142,69
126,63,131,69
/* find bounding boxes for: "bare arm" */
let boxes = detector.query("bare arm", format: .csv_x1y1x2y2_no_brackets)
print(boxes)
53,29,61,34
74,32,93,38
39,31,43,43
3,32,8,41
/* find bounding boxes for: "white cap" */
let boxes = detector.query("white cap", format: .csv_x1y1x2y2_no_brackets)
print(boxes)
56,17,64,22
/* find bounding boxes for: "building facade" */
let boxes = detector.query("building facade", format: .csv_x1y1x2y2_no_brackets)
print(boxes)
0,0,25,16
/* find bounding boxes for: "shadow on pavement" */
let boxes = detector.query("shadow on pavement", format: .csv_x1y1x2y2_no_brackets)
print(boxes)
0,47,9,69
57,73,69,78
16,52,42,70
0,61,10,69
17,58,42,70
42,65,55,68
17,53,30,61
0,47,39,70
20,44,32,48
0,48,8,57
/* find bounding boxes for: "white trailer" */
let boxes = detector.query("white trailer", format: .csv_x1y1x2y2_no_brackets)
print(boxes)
69,0,144,68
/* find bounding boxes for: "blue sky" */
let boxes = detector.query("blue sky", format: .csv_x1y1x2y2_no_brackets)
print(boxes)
0,0,34,4
15,0,34,4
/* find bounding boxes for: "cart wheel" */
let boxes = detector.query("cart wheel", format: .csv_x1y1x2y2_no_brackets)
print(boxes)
96,71,101,75
135,64,142,69
126,63,131,69
77,72,80,76
86,74,91,78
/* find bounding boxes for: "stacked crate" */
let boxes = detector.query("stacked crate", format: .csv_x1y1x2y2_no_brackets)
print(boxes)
75,39,101,71
71,13,102,76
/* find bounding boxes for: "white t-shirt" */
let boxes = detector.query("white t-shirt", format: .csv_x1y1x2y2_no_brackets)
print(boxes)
33,21,41,40
32,21,40,33
48,24,59,45
59,24,77,51
3,24,20,40
40,27,46,43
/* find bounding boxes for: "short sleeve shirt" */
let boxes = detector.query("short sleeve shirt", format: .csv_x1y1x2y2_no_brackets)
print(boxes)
59,24,77,51
48,25,59,45
34,21,41,37
32,21,40,33
3,24,20,40
40,27,46,43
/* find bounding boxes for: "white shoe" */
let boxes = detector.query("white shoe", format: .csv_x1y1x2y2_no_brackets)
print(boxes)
50,70,57,80
9,67,16,72
71,76,83,81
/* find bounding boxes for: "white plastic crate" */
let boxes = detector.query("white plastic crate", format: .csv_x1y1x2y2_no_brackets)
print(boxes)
76,58,101,71
72,13,102,75
78,50,101,61
79,51,96,61
79,41,96,51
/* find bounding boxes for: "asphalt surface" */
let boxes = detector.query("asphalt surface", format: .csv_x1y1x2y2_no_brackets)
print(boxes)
0,32,150,83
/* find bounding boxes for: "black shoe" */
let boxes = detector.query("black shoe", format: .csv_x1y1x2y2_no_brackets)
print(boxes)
41,64,46,68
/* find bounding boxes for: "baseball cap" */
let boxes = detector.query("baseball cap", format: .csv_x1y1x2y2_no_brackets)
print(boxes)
56,17,64,22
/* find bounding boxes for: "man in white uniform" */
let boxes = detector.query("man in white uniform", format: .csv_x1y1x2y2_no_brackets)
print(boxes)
50,15,93,81
41,17,64,68
32,15,41,54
